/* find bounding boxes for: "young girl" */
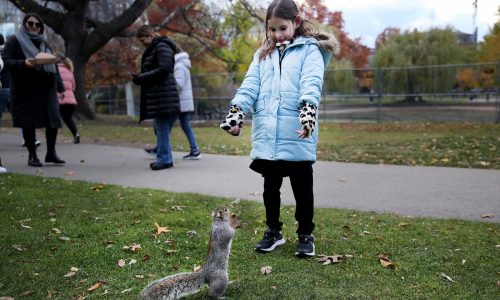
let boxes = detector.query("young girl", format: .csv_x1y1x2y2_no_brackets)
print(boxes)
56,55,80,144
220,0,338,257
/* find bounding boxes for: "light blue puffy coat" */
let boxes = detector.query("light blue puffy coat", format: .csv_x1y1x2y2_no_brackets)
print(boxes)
230,33,338,162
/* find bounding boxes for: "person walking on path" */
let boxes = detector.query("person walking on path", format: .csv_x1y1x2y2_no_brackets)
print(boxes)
56,54,80,144
174,44,200,160
220,0,338,258
2,12,66,167
132,26,179,171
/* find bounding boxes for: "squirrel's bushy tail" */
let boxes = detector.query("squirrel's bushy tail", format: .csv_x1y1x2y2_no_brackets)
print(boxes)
139,271,205,300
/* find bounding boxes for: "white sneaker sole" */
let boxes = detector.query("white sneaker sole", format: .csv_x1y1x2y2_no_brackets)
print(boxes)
295,244,315,257
183,155,201,160
256,238,286,252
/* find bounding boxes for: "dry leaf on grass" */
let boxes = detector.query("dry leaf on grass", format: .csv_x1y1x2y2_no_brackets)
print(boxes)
260,266,272,275
87,281,104,292
123,244,142,252
378,254,397,269
317,255,345,265
171,206,186,211
154,222,171,237
12,244,25,252
58,236,71,242
90,184,104,191
0,297,15,300
441,273,455,283
118,259,126,268
194,265,202,272
52,228,61,234
481,213,495,218
64,171,75,176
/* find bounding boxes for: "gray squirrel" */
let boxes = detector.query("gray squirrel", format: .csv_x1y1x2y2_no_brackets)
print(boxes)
140,206,237,300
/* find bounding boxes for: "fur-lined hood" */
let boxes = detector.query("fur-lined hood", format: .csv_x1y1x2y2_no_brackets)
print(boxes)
315,32,340,56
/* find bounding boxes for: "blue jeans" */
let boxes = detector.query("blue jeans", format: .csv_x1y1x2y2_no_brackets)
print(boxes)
0,88,11,127
155,114,178,164
179,112,199,153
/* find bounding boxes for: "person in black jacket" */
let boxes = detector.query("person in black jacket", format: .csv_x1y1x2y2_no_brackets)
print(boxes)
132,26,179,170
2,13,65,167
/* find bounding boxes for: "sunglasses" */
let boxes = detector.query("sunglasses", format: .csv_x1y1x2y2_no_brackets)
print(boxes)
27,21,41,29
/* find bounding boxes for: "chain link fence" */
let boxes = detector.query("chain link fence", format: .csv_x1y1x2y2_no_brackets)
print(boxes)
90,62,500,123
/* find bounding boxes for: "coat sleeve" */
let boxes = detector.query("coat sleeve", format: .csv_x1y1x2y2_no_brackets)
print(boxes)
133,43,172,85
174,64,186,93
299,44,324,107
2,36,28,71
230,50,261,114
56,66,66,93
0,56,3,72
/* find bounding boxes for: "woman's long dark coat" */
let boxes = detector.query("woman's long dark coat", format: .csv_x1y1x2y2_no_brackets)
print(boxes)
133,36,179,122
2,35,64,129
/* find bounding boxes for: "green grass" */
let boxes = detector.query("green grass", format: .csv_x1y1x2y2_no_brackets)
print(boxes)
54,116,500,169
1,174,499,299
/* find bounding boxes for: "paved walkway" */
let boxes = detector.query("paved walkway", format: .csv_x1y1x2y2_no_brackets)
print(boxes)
1,132,499,222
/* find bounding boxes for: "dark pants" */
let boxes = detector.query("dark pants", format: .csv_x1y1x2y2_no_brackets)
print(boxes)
263,168,315,235
59,104,78,137
23,127,58,154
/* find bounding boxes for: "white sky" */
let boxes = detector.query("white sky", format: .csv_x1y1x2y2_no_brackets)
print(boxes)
323,0,499,48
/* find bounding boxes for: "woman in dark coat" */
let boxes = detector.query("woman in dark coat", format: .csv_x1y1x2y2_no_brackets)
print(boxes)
3,13,65,167
132,26,179,170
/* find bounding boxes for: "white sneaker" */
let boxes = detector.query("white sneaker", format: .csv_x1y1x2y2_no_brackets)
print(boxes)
0,166,7,173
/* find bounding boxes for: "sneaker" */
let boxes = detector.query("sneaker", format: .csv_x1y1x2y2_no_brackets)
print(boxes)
183,152,201,160
295,234,315,258
0,166,6,173
74,134,80,144
255,228,285,252
144,147,157,156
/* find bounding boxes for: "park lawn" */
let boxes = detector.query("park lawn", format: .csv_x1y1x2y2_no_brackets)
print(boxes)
0,174,499,299
55,116,500,169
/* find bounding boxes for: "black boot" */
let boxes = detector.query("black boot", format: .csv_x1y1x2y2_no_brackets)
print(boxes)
45,151,65,164
28,152,43,167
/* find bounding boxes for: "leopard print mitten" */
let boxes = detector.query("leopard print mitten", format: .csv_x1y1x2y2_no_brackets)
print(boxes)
299,103,317,137
220,105,245,131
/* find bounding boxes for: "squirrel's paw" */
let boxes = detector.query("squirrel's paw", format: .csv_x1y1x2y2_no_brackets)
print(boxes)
299,103,317,137
220,105,245,135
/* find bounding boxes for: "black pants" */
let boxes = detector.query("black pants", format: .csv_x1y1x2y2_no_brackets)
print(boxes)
23,127,58,154
263,169,315,235
59,105,78,137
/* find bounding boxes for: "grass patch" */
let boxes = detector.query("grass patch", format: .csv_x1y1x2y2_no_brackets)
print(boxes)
55,117,499,169
1,174,499,299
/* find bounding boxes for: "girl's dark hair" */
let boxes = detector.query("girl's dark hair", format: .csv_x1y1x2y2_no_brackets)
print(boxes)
259,0,319,60
23,12,45,33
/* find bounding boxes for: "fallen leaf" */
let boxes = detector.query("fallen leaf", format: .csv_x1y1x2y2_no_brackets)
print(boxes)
481,213,495,218
0,297,15,300
20,224,32,229
122,244,142,252
397,222,409,228
87,281,104,292
64,271,77,278
52,228,61,234
12,244,25,252
64,171,75,176
121,288,133,293
378,254,397,269
118,259,126,268
187,230,197,238
317,255,344,265
128,259,137,265
260,266,272,275
193,265,202,272
135,275,145,279
154,222,171,237
441,273,455,283
171,205,186,211
90,184,104,191
75,292,85,300
166,249,178,255
58,236,71,242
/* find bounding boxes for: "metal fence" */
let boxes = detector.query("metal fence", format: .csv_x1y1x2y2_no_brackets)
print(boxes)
90,62,500,123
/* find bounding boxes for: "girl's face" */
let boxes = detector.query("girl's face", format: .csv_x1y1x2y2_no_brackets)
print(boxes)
26,17,42,34
268,15,300,43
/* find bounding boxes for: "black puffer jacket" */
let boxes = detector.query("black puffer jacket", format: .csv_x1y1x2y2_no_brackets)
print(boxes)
133,36,179,121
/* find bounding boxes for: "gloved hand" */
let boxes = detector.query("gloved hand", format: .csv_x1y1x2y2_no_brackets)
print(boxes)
220,105,245,136
297,103,316,139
